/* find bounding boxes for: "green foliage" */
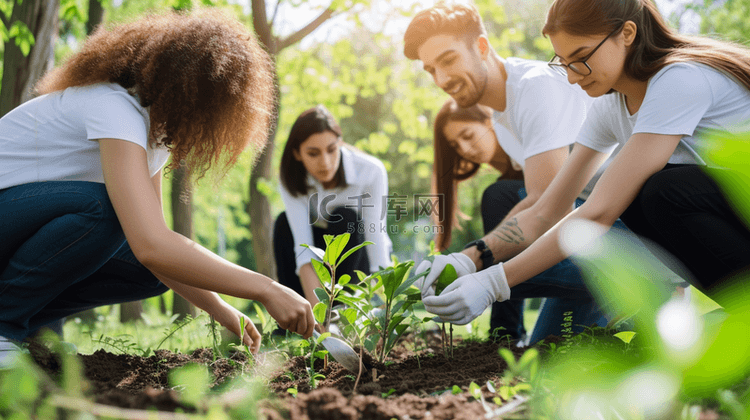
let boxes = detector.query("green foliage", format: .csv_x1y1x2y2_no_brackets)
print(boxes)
434,263,458,296
304,232,373,331
7,21,34,56
694,0,750,41
529,127,750,417
169,363,210,407
0,356,44,419
371,260,422,362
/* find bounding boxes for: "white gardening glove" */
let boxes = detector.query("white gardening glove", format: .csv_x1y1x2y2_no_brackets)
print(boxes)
414,253,476,300
422,262,511,325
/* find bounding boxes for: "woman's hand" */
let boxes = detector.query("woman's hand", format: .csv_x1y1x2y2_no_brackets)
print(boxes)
422,263,511,325
258,281,315,339
415,253,476,299
210,302,262,354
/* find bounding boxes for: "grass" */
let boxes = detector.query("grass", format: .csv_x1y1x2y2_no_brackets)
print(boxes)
61,301,537,355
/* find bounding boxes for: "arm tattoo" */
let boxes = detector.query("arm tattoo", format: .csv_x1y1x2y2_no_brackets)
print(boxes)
492,217,525,245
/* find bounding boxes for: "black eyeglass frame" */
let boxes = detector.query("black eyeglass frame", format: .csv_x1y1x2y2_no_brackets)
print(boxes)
548,26,622,77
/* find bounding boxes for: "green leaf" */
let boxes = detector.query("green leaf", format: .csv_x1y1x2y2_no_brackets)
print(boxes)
469,382,482,400
614,331,637,344
313,302,327,324
341,307,358,324
393,266,420,297
252,302,267,327
370,293,385,306
498,348,516,369
452,385,462,395
337,241,373,266
310,259,332,286
325,233,350,265
338,274,351,286
323,234,334,249
300,243,326,260
486,380,496,393
378,268,397,301
434,263,458,296
313,287,330,304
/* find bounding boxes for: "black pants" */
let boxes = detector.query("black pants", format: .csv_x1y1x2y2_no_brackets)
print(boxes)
619,165,750,308
481,180,528,339
273,207,370,300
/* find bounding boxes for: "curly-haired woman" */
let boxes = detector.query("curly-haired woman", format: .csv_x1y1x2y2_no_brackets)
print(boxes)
0,9,315,368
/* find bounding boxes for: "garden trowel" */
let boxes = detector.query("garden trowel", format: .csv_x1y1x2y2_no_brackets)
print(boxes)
313,330,361,373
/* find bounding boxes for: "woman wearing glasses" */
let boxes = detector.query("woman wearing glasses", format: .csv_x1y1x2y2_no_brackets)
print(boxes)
420,0,750,325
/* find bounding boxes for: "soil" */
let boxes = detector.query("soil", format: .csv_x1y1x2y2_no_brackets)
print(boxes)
27,331,537,419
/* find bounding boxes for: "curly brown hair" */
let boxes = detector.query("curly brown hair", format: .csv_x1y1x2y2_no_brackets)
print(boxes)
35,8,275,178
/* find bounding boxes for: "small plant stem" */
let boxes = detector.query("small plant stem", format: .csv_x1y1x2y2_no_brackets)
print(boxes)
353,342,365,393
324,264,336,332
450,324,454,359
379,301,392,362
441,323,446,357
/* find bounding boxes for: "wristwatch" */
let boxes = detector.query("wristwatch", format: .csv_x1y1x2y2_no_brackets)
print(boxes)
463,239,494,271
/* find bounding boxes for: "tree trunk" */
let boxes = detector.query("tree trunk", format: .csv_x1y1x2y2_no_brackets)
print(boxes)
247,111,278,279
246,30,279,279
0,0,59,117
119,300,143,323
171,163,197,319
85,0,104,35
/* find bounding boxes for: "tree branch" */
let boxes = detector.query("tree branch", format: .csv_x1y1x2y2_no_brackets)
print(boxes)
276,7,336,51
270,0,283,29
251,0,275,52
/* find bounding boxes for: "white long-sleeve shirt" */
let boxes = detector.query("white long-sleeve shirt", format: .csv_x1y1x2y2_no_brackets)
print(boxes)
279,147,393,275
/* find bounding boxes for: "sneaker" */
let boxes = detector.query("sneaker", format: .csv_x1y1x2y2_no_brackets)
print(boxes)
0,335,22,370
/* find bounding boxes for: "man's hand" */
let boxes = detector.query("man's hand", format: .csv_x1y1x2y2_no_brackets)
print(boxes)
415,253,476,299
422,263,511,325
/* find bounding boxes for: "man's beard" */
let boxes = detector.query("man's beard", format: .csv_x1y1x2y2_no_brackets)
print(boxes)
452,62,488,108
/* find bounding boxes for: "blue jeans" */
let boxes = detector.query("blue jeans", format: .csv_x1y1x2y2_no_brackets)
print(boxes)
0,181,169,341
482,180,616,344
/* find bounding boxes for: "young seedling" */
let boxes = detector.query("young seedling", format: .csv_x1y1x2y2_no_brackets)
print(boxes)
307,331,331,388
336,260,422,363
432,263,459,358
302,233,373,332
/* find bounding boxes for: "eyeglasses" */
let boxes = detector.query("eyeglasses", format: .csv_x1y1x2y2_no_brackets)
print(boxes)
548,26,622,77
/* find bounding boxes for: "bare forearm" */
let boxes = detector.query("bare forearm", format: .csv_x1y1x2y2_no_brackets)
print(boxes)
298,263,321,306
502,221,569,287
140,229,274,302
485,210,552,263
156,275,228,315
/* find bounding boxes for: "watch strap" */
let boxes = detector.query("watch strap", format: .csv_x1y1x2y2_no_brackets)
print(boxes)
463,239,494,271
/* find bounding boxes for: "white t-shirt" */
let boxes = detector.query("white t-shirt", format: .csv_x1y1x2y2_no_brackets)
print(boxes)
279,147,393,275
577,62,750,166
0,83,170,190
491,57,604,199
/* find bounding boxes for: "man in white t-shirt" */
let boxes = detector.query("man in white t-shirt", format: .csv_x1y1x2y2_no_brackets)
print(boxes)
404,3,609,343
